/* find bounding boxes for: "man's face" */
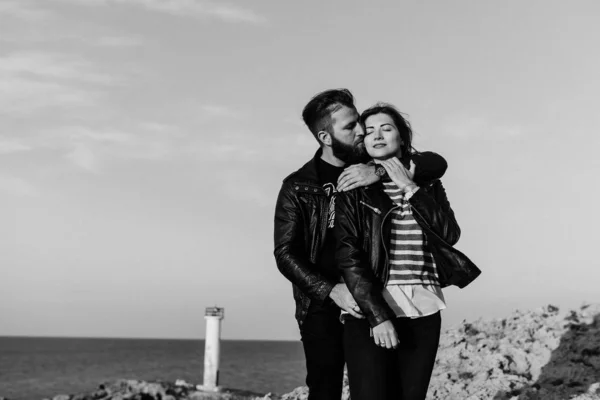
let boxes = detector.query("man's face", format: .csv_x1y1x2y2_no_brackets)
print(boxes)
328,106,367,163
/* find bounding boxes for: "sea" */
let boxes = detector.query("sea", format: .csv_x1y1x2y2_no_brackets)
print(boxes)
0,337,306,400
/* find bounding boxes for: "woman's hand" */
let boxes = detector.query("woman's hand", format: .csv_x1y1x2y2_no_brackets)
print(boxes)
377,157,416,190
372,320,399,349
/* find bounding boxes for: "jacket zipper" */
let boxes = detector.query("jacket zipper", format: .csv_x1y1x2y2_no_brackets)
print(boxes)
380,205,399,287
360,200,381,214
360,199,398,286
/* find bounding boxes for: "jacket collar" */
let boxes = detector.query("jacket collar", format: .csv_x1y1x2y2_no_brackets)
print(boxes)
284,148,328,194
293,148,323,184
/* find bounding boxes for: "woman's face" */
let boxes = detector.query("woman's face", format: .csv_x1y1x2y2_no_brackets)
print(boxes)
364,113,402,160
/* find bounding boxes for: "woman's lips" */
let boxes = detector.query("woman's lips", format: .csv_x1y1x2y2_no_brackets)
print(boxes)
373,143,386,148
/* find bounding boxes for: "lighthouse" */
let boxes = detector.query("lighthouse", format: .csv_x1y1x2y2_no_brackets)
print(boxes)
201,306,224,391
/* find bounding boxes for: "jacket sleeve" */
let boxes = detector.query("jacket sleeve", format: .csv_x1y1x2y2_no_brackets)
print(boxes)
273,181,335,302
409,179,461,246
334,191,395,327
411,151,447,182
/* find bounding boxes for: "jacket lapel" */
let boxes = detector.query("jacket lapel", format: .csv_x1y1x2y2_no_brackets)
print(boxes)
365,182,397,249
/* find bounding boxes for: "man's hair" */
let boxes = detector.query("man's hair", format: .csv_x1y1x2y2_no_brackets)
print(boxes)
302,89,356,142
360,103,415,160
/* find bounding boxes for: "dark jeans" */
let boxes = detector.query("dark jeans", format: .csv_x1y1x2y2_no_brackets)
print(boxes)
344,312,441,400
299,300,345,400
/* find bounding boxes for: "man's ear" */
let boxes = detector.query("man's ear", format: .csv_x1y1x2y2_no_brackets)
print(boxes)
317,130,331,146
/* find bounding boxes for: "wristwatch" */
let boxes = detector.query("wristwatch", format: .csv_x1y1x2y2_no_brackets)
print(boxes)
374,164,387,177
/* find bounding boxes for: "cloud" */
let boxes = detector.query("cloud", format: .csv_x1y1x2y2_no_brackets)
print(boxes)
0,77,99,115
443,116,525,139
47,124,186,171
96,35,144,47
169,103,246,125
0,121,185,173
0,1,54,22
66,143,99,172
50,0,267,24
0,174,38,197
0,51,116,84
192,128,314,163
200,105,235,117
219,169,277,208
0,140,32,154
188,123,316,206
203,3,266,24
0,51,116,115
64,127,133,144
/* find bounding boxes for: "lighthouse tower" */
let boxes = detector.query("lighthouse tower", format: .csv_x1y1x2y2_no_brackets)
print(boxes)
201,306,224,392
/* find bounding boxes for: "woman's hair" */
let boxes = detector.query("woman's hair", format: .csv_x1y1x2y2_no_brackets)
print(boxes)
360,103,416,160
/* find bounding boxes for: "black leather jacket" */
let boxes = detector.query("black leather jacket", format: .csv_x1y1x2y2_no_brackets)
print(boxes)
334,175,482,327
273,149,449,324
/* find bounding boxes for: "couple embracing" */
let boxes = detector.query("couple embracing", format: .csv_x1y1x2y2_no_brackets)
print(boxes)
274,89,480,400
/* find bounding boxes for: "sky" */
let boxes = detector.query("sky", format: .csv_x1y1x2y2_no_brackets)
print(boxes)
1,0,599,340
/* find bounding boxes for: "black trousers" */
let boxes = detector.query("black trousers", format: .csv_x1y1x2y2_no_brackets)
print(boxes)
344,312,441,400
299,300,345,400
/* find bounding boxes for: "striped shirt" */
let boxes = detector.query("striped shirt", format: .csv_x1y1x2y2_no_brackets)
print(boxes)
383,180,439,286
382,180,446,318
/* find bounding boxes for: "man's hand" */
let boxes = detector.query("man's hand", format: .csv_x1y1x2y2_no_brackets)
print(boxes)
337,164,379,192
329,283,364,319
372,320,399,349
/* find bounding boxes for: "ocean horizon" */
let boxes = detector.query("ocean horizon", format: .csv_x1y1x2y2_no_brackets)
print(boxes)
0,336,306,400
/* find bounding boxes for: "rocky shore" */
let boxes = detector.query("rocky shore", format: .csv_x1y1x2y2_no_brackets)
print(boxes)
3,304,599,400
282,304,600,400
0,380,277,400
430,303,600,400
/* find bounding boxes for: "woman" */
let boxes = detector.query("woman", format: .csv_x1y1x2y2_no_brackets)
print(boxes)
334,103,481,400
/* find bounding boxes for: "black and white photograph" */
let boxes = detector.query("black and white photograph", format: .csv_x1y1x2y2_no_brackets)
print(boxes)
1,1,599,399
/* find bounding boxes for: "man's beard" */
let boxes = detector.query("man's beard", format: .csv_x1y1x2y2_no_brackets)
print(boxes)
331,135,370,164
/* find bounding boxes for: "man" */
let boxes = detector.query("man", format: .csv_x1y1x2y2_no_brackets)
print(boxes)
273,89,446,399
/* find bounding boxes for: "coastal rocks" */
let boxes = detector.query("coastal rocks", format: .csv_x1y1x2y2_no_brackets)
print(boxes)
43,380,275,400
425,303,600,399
280,303,600,400
436,305,600,400
433,303,600,399
280,368,350,400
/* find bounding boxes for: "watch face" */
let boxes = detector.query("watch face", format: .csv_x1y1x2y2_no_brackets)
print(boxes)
375,166,386,176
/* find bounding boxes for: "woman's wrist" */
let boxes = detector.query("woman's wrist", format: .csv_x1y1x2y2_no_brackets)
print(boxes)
401,182,418,193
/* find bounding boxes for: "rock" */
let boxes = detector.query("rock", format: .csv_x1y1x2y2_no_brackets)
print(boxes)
279,303,600,400
280,386,307,400
589,383,600,394
42,379,275,400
